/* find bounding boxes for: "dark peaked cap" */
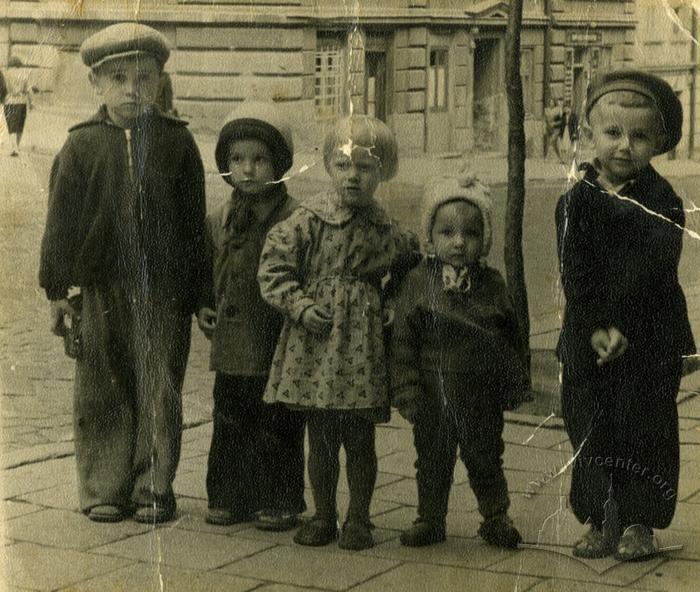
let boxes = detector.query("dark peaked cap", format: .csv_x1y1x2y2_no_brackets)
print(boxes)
80,23,170,70
585,69,683,154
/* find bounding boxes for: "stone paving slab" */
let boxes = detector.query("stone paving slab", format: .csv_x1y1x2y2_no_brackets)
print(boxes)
349,561,542,592
1,542,135,591
4,508,152,551
527,580,654,592
59,562,262,592
488,547,665,587
92,528,274,571
218,544,400,591
632,561,697,592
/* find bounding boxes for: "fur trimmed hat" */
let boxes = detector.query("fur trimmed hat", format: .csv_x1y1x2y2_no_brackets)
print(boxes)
585,69,683,154
215,101,294,185
80,23,170,70
422,173,493,258
323,115,398,181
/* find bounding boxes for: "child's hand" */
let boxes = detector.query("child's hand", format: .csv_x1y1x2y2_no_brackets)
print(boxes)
302,305,333,335
591,326,628,366
682,355,700,377
49,299,76,336
197,306,217,340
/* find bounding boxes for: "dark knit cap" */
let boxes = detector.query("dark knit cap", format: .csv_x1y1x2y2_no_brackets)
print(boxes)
80,23,170,70
215,102,294,185
586,69,683,154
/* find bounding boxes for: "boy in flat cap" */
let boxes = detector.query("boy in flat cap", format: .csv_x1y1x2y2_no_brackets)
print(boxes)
39,22,207,524
556,70,697,560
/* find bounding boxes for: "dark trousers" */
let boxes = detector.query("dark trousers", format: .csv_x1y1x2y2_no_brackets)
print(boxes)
562,361,682,530
306,411,377,525
413,371,510,524
206,373,306,514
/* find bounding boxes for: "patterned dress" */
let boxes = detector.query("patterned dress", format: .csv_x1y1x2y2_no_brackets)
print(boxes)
258,191,419,419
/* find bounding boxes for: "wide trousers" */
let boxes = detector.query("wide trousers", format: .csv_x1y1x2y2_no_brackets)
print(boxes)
412,371,510,524
206,373,306,515
74,284,191,513
561,361,682,530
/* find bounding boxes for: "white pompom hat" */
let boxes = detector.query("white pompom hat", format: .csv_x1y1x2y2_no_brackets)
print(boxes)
422,173,493,258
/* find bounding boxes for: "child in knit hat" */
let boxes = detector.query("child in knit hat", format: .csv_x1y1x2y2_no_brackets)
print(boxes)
389,173,528,549
257,115,419,550
39,22,206,524
556,70,697,561
197,101,305,530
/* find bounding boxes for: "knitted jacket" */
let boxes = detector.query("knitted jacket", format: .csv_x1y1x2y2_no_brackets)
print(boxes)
389,258,529,418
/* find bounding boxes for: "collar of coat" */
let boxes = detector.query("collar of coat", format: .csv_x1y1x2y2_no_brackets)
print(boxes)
575,161,658,197
219,183,289,230
69,104,188,132
301,190,391,226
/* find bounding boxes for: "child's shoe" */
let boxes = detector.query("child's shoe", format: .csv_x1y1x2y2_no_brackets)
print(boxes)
614,525,656,562
478,514,522,549
572,523,620,558
338,520,374,551
293,517,338,546
88,505,125,523
399,520,446,547
133,504,175,524
254,509,300,532
205,508,254,526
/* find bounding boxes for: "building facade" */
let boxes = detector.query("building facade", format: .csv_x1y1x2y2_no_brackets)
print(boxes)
0,0,671,156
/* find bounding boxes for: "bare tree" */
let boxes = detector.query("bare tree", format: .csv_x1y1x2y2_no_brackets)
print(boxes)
504,0,531,379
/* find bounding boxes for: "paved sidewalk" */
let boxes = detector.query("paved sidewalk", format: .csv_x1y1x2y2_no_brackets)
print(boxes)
1,336,699,591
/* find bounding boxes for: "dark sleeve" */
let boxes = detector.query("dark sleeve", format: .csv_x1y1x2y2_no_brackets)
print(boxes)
38,140,83,301
388,272,424,417
383,226,422,302
197,215,216,311
500,284,528,373
179,131,208,314
555,189,610,335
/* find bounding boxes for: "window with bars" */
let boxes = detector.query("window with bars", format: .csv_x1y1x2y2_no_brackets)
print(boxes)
315,36,345,119
427,48,448,111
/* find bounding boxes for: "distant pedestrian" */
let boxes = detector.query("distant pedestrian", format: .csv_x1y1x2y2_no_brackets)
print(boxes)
389,173,528,550
543,97,564,162
2,56,33,156
567,109,580,144
257,115,420,551
556,70,697,561
38,23,207,524
197,102,306,530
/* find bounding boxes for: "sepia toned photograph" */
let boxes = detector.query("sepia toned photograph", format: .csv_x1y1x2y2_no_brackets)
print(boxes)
1,0,699,590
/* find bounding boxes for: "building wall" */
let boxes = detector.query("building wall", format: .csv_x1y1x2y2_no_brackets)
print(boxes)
0,0,644,156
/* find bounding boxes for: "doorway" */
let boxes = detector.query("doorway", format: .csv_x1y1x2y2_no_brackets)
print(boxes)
365,51,387,121
473,38,502,151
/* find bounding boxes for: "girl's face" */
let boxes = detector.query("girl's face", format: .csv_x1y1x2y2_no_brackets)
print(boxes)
429,201,484,268
227,139,276,195
327,147,382,209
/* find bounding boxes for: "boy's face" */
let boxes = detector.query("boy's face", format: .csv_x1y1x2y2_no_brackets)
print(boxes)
89,55,162,128
227,139,276,195
429,201,484,268
327,147,382,209
588,100,665,186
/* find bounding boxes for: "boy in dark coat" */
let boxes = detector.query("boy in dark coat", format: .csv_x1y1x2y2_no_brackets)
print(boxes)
556,70,697,561
38,23,207,524
196,102,305,530
390,174,529,549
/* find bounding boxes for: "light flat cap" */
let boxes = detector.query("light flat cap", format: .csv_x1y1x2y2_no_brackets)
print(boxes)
80,22,170,70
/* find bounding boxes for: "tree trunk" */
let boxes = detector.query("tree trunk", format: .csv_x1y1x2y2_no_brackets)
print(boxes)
504,0,531,379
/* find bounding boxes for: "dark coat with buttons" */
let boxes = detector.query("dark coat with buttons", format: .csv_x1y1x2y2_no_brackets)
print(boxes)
555,164,695,385
201,185,297,376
